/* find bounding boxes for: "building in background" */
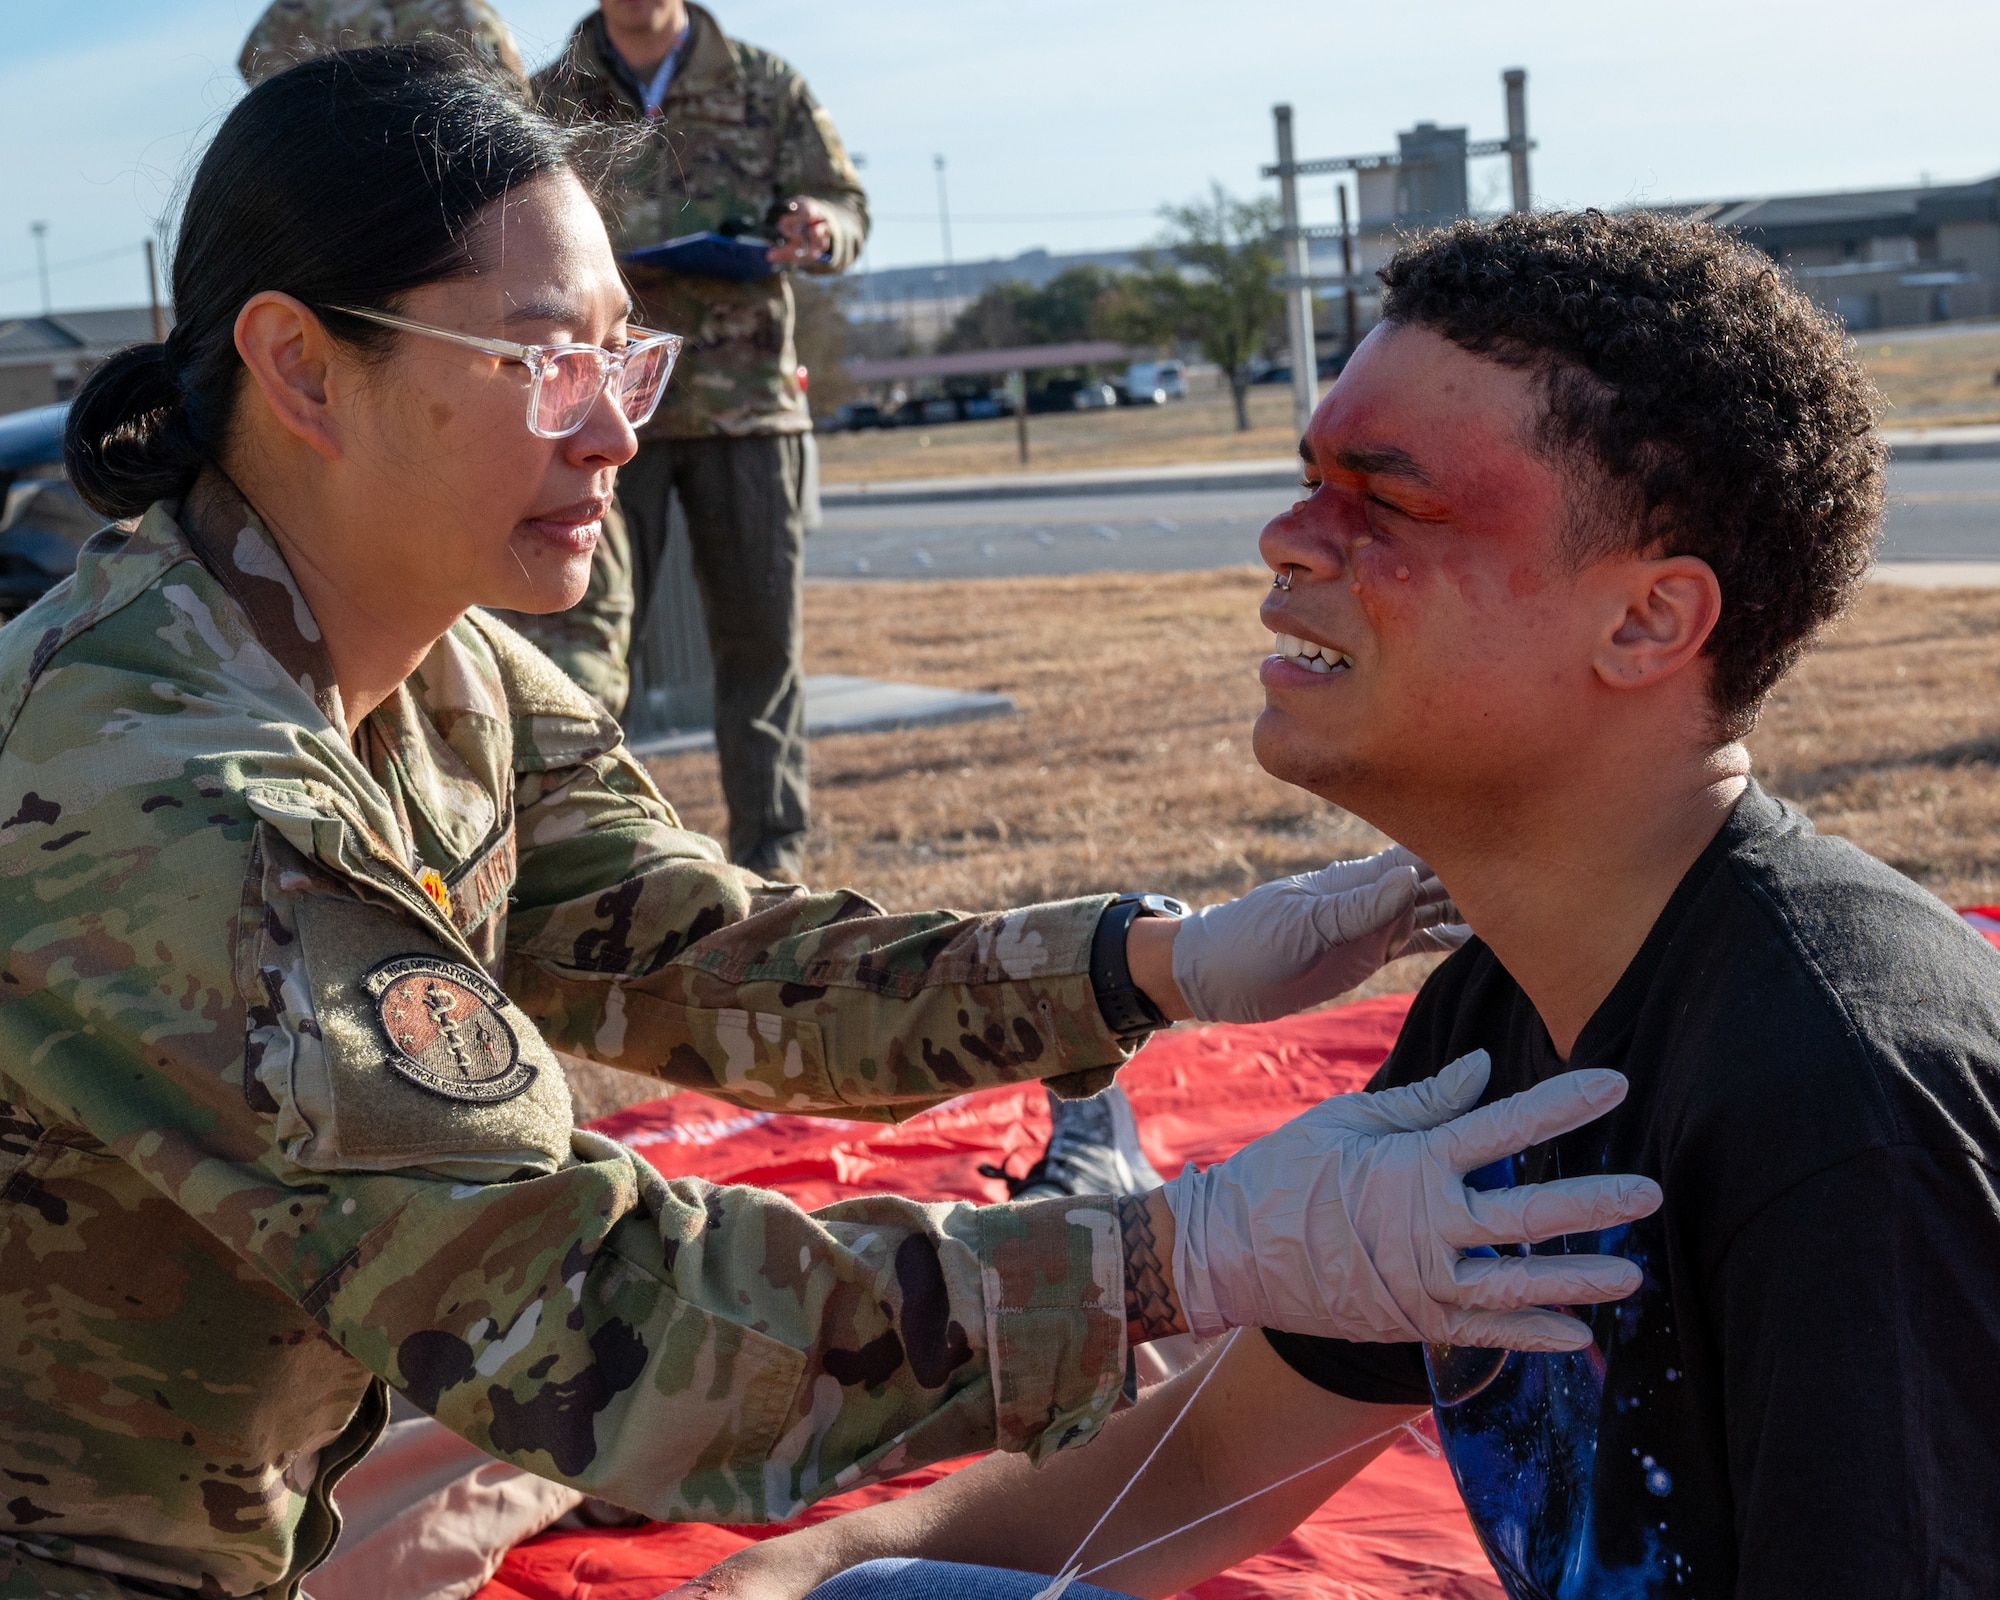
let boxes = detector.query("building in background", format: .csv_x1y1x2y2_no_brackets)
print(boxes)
1662,177,2000,330
9,172,1997,424
0,307,167,415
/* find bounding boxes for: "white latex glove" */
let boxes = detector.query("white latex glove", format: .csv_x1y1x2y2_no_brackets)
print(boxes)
1165,1050,1660,1350
1171,845,1468,1024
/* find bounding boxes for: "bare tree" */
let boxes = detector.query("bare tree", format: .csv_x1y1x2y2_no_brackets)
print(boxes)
1110,186,1284,432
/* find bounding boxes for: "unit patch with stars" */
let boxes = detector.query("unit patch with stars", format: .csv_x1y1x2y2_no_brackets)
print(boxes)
363,956,536,1104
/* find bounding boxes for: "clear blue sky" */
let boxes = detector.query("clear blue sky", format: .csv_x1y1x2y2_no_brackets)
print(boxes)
3,0,1998,318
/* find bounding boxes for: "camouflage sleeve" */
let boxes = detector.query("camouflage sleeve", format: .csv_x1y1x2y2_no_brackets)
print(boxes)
0,594,1128,1549
501,736,1130,1120
773,75,869,274
325,1139,1127,1516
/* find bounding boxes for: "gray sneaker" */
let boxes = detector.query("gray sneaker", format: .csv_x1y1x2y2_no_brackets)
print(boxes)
981,1084,1164,1201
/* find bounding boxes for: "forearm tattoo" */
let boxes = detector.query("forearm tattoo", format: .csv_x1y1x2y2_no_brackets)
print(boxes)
1118,1191,1188,1344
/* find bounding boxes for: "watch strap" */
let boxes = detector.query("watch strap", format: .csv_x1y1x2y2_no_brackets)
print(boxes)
1089,893,1189,1039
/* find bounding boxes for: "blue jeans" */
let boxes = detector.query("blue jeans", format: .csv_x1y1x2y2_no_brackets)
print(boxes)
804,1557,1140,1600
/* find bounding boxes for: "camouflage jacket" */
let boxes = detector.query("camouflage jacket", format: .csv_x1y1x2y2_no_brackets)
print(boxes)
533,7,868,439
237,0,527,85
0,482,1128,1599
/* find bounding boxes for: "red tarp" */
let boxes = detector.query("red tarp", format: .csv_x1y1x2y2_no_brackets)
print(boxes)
481,908,2000,1600
481,996,1503,1600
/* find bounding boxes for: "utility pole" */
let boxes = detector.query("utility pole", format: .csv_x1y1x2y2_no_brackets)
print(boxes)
1272,105,1318,438
1337,182,1357,356
144,238,167,342
851,153,871,316
1504,69,1531,212
933,154,955,302
30,222,50,316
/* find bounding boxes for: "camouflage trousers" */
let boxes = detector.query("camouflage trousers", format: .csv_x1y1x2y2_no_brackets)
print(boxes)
623,435,812,875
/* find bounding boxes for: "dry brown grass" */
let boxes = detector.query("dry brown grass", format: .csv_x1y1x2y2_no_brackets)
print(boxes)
644,573,2000,922
814,325,2000,486
1862,324,2000,429
582,576,2000,1121
1754,585,2000,901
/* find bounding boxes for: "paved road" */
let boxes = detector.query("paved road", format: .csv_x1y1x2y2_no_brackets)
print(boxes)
807,455,2000,581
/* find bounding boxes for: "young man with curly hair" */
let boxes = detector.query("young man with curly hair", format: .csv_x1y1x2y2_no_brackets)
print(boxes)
688,211,2000,1600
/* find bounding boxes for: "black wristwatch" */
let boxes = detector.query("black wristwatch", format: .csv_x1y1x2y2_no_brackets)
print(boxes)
1089,893,1190,1039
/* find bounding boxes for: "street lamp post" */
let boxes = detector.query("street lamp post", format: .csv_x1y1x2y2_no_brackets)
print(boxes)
933,154,956,304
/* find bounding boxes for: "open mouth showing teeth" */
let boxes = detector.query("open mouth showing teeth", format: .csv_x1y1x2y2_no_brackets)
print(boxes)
1273,633,1354,675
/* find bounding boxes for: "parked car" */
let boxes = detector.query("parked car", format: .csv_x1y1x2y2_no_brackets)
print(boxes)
1250,353,1349,387
1028,377,1085,414
826,400,885,431
0,402,98,624
1071,380,1118,411
0,402,66,485
960,394,1003,421
1119,360,1188,404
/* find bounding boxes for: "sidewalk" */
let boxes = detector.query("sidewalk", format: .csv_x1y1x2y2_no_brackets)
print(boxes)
1871,560,2000,587
626,674,1014,758
820,422,2000,507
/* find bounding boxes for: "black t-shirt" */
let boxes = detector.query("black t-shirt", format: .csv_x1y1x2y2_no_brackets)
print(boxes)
1267,785,2000,1599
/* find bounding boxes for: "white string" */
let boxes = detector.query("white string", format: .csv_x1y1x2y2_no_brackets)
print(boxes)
1041,1325,1243,1595
1399,1416,1442,1457
1073,1413,1432,1583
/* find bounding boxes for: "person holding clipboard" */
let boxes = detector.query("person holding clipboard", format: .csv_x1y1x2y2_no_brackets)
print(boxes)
531,0,869,882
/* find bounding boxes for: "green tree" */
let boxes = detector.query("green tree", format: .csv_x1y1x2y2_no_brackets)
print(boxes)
938,265,1121,353
1110,186,1284,432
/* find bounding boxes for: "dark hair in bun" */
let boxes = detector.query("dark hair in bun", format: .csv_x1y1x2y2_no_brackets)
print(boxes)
65,41,577,518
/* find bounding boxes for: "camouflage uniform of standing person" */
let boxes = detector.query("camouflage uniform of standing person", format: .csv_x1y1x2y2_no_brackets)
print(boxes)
528,0,868,878
237,2,639,720
238,0,529,81
0,46,1648,1600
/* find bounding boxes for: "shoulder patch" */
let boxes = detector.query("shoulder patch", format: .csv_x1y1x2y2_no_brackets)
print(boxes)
364,957,536,1104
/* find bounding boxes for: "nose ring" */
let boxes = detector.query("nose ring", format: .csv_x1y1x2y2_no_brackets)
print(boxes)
1272,565,1295,591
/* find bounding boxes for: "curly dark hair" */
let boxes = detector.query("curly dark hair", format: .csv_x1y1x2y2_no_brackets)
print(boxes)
1378,209,1885,736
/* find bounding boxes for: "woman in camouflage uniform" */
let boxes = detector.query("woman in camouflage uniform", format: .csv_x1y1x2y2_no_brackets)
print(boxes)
0,48,1656,1600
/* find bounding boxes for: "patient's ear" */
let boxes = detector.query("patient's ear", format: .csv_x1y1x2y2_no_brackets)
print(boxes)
1591,555,1722,691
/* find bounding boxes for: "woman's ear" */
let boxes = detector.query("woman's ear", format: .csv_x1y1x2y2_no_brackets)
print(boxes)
234,292,345,463
1592,555,1723,692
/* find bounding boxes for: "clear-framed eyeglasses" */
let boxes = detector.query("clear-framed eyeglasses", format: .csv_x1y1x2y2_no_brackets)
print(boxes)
328,305,684,440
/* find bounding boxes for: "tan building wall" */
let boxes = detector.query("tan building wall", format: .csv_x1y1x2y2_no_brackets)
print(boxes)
1938,221,2000,279
0,362,67,416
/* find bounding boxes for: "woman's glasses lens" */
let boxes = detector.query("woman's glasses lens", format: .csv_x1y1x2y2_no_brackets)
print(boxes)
618,342,675,425
532,342,677,437
534,349,611,437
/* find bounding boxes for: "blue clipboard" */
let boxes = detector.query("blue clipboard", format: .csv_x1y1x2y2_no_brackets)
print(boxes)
621,231,777,282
